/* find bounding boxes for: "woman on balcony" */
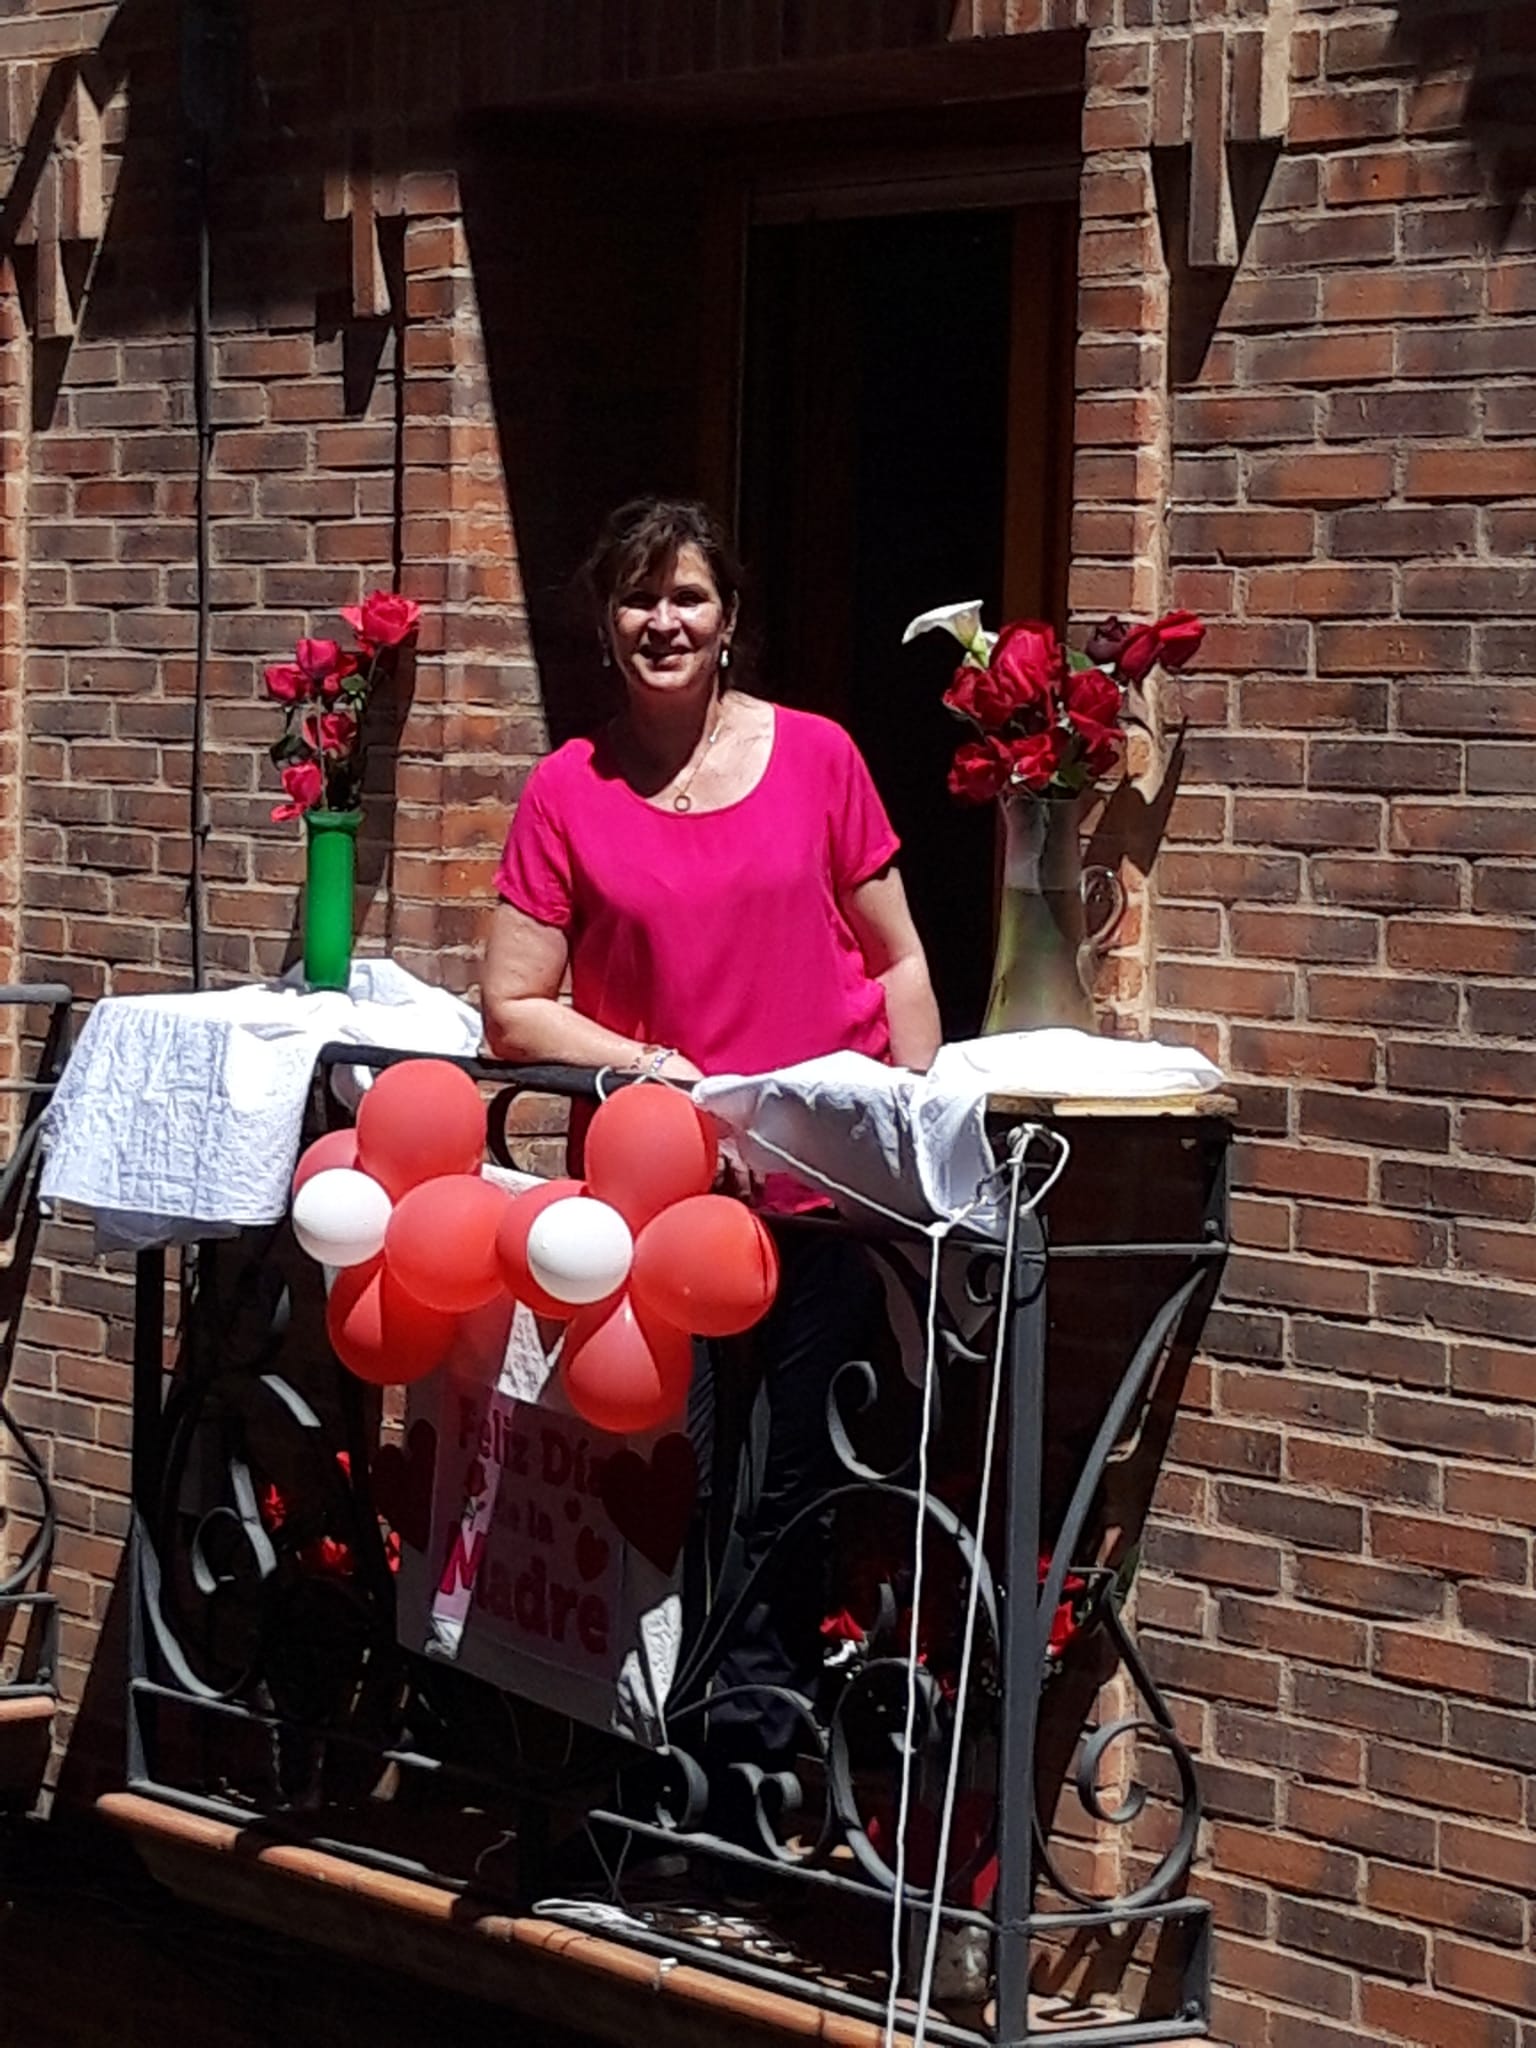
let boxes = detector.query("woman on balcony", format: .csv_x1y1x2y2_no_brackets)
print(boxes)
482,495,941,1788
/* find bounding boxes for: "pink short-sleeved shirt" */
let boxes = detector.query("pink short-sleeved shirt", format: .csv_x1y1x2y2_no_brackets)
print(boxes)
495,705,900,1083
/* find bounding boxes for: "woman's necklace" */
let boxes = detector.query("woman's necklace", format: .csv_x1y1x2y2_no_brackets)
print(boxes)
667,701,726,812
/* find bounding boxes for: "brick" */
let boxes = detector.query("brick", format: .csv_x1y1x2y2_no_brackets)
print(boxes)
1307,971,1457,1029
1441,1821,1536,1894
1217,1592,1366,1668
1246,564,1395,618
1294,1666,1444,1747
1230,1025,1377,1085
1456,1222,1536,1284
1218,1479,1363,1554
1234,1139,1370,1203
1321,266,1484,323
1249,449,1392,504
1370,1739,1523,1824
1214,1933,1354,2019
1287,1434,1440,1505
1389,1039,1536,1101
1156,960,1296,1018
1245,328,1395,387
1317,623,1473,676
1274,1896,1424,1980
1219,1366,1370,1435
1296,1554,1447,1627
1330,506,1478,560
1405,446,1536,501
1374,1625,1530,1708
1434,1938,1536,2016
1406,566,1536,616
1382,1162,1534,1224
1360,1983,1517,2048
1251,212,1398,271
1371,1509,1528,1583
1462,1106,1536,1162
1211,1822,1361,1903
1327,385,1477,442
1141,1633,1281,1709
1142,1523,1281,1593
1452,1341,1536,1401
1168,508,1314,560
1174,392,1320,447
1388,919,1536,978
1287,1782,1437,1867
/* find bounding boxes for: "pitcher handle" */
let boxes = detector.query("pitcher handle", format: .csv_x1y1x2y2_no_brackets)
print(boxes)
1081,862,1126,956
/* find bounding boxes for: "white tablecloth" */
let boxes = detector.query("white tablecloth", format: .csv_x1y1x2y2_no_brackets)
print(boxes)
40,962,481,1250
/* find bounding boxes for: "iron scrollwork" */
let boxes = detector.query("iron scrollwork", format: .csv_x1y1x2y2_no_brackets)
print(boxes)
122,1058,1229,2044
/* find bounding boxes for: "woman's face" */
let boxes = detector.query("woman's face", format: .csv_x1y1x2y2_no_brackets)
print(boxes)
608,542,735,704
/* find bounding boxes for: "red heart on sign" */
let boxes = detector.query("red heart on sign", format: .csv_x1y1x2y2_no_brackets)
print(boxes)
370,1419,436,1554
576,1525,611,1582
599,1432,698,1575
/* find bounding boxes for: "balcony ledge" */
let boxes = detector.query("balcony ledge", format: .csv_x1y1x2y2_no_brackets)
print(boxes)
98,1792,1211,2046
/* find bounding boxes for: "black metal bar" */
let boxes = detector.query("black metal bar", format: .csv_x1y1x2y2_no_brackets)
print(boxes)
109,1063,1230,2044
993,1209,1048,2043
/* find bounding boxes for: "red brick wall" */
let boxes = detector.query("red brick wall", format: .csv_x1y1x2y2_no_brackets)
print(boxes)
3,3,1536,2043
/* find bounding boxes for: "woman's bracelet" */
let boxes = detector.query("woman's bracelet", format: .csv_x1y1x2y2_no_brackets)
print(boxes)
634,1042,676,1080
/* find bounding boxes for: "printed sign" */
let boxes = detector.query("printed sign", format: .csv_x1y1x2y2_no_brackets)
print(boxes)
392,1302,689,1740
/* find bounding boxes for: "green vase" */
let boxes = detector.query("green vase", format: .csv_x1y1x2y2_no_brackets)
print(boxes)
302,807,362,993
982,793,1125,1034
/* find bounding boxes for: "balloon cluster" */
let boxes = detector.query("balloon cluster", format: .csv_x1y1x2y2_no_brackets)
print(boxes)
289,1059,779,1437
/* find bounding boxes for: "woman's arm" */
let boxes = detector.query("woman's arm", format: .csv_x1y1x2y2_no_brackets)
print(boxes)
481,900,702,1077
841,867,942,1072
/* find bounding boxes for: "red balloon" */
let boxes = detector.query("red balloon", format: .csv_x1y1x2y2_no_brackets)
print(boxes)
355,1058,485,1200
560,1291,694,1436
495,1177,591,1319
293,1127,360,1195
384,1174,512,1314
630,1195,780,1337
584,1085,719,1231
327,1255,456,1386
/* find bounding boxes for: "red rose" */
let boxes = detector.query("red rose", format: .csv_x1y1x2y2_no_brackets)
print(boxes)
948,735,1014,804
316,709,357,754
1114,622,1161,686
1154,608,1205,670
991,620,1065,718
342,590,422,651
1062,666,1124,778
294,637,344,683
1115,610,1205,685
264,663,305,703
1008,728,1066,793
270,758,324,822
1085,616,1129,667
943,661,1029,731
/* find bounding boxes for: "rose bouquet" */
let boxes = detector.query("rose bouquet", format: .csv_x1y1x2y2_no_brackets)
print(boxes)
265,589,421,822
902,600,1204,805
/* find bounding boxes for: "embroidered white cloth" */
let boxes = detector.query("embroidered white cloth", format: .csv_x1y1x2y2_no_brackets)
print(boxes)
695,1028,1224,1234
40,961,481,1250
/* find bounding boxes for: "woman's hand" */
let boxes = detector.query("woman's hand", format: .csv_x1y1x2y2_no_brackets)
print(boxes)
656,1051,704,1085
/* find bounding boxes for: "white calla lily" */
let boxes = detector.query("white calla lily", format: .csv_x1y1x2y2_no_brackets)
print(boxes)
901,600,994,662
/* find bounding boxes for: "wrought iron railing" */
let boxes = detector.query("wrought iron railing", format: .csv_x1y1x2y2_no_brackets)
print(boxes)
124,1048,1229,2045
0,984,75,1717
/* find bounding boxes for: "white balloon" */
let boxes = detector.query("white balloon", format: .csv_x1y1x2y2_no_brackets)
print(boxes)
525,1195,634,1306
291,1167,392,1269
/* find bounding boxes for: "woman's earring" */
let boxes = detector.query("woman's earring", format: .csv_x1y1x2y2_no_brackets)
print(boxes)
600,646,612,669
719,645,732,673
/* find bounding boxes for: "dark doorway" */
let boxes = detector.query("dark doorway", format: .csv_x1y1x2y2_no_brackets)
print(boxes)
740,206,1074,1038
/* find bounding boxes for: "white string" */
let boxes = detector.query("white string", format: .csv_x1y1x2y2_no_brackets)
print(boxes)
734,1117,1067,2047
908,1125,1070,2048
884,1219,948,2048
